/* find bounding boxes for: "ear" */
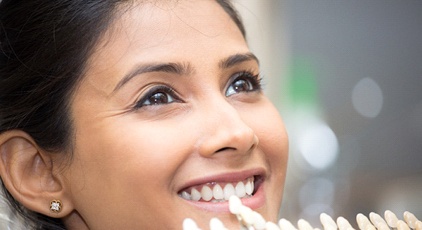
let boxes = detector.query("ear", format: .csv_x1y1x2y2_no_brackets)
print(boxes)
0,130,74,218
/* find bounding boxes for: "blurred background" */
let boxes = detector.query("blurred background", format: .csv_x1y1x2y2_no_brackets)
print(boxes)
234,0,422,227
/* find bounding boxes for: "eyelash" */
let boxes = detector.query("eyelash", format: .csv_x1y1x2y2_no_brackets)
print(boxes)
133,71,263,110
225,71,263,97
133,85,180,109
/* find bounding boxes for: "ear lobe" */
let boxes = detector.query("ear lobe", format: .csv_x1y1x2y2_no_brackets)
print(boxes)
0,131,73,218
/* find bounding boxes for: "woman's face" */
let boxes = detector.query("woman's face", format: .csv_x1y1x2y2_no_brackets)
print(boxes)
65,1,288,229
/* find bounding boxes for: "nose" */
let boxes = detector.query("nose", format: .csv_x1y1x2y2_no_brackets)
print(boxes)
195,98,259,158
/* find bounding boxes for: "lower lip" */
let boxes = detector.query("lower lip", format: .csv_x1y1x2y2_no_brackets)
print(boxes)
182,182,265,212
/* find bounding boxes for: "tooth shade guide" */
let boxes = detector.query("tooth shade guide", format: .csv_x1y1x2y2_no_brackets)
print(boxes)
337,216,355,230
369,212,389,229
385,210,399,228
279,218,297,230
415,220,422,230
404,211,419,229
266,221,281,230
357,213,376,230
297,219,314,230
229,196,242,214
183,196,420,230
398,220,411,230
320,213,337,230
209,218,228,230
370,213,390,230
182,218,200,230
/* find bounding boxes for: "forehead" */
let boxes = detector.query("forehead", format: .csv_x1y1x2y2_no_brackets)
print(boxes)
90,0,246,61
83,0,247,92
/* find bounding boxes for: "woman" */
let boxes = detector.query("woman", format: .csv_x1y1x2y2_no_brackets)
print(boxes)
0,0,288,229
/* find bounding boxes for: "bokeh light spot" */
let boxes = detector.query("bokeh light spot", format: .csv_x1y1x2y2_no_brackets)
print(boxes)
298,122,339,170
352,78,383,118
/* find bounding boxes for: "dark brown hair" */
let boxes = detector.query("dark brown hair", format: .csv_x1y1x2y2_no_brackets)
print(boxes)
0,0,245,229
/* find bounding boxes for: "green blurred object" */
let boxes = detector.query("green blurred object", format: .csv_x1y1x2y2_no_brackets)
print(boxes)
288,58,319,107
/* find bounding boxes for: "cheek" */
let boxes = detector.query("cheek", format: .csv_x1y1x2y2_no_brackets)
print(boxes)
69,119,192,193
260,115,289,179
244,102,289,165
261,119,289,165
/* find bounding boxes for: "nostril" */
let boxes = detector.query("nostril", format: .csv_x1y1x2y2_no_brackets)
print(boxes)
215,147,235,153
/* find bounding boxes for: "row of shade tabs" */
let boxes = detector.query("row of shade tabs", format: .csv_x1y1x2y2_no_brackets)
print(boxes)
182,196,421,230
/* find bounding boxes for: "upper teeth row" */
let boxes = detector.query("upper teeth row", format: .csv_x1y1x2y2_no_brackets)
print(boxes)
179,177,255,202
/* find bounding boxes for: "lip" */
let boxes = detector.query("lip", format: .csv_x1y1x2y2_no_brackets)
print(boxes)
177,168,266,212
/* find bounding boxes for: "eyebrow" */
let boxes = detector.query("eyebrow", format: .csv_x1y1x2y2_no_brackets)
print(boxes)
219,52,259,69
113,62,193,93
113,52,259,93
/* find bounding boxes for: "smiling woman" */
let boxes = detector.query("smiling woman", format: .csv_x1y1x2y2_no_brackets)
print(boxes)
0,0,288,229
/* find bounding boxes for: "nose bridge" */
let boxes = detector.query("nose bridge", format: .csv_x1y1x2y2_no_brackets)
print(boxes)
196,96,258,157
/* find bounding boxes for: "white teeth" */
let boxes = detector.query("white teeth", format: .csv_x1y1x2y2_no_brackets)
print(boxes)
201,186,213,201
181,191,191,200
223,183,235,200
235,182,246,197
191,188,201,201
179,177,255,202
245,180,253,195
212,184,224,200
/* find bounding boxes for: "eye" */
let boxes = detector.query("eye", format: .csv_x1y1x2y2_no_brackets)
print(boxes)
134,85,180,109
225,71,262,97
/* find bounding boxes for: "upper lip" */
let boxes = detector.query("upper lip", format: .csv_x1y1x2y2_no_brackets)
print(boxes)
176,168,266,193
